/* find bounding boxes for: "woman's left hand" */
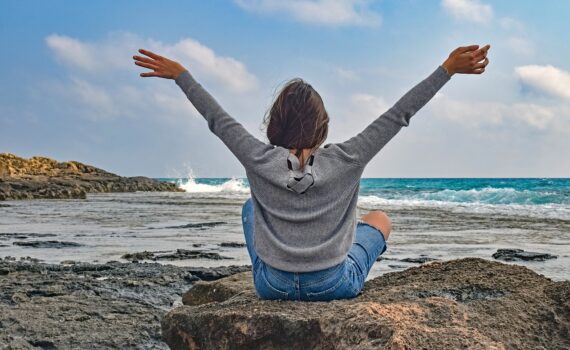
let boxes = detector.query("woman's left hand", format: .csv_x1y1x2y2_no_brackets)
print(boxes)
133,49,187,79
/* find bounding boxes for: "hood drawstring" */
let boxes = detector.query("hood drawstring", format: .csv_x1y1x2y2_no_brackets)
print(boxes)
286,153,315,194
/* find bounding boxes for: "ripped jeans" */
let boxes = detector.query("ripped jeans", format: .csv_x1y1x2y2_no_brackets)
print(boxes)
241,198,387,301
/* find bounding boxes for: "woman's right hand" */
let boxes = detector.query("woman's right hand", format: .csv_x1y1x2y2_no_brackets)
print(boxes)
133,48,187,80
442,44,490,76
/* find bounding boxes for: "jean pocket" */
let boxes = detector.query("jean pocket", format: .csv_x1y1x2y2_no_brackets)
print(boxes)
255,266,291,300
306,275,351,301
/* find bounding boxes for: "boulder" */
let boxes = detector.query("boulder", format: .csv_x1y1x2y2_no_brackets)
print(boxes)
492,248,558,261
162,258,570,350
182,271,253,306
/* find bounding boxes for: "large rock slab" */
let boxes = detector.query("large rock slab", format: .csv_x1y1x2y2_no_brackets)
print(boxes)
162,258,570,350
0,259,251,349
0,153,182,200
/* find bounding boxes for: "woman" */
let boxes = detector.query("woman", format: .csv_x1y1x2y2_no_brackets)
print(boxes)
133,44,490,301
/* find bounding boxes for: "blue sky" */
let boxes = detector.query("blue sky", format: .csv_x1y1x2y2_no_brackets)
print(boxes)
1,0,569,178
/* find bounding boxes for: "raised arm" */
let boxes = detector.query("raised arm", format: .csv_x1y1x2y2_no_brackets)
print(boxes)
333,44,490,166
133,49,271,168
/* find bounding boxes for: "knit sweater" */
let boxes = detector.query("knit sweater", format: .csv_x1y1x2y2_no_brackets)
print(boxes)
175,65,451,272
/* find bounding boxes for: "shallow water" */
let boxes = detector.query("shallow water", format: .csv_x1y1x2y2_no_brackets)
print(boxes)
0,178,568,281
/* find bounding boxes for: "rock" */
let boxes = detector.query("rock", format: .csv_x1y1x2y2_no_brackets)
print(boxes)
387,264,407,269
492,248,558,261
59,260,77,265
154,249,233,261
164,221,227,229
0,153,183,201
376,255,438,264
400,257,438,264
183,272,253,306
0,259,250,348
12,241,84,248
162,258,570,350
121,251,156,261
0,233,57,240
219,242,247,248
185,265,251,281
121,249,233,262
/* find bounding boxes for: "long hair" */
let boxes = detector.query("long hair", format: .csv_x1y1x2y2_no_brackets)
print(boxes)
262,78,330,167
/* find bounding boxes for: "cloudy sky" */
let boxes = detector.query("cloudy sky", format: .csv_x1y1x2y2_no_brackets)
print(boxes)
1,0,568,178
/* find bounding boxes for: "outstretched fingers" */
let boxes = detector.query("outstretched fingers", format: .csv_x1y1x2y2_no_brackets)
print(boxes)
134,60,159,70
469,67,486,74
133,55,157,64
140,71,161,77
138,48,163,61
473,57,489,69
457,44,480,54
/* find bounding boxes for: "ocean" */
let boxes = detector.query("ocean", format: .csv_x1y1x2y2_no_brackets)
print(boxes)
1,178,568,280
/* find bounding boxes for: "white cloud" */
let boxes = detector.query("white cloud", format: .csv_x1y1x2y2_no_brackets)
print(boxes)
234,0,381,27
515,65,570,100
441,0,493,24
165,38,257,93
430,93,570,132
46,35,98,72
41,31,263,126
350,93,389,118
69,77,115,117
335,67,358,81
430,93,504,127
46,32,257,93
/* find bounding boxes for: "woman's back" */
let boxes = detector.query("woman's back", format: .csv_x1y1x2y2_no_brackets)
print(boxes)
173,64,452,272
245,144,365,272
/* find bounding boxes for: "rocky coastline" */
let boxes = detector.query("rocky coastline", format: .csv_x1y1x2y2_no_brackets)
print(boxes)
1,257,567,349
0,153,182,200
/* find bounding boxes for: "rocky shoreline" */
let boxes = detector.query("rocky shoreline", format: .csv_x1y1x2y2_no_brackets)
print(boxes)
1,256,567,349
0,258,250,349
0,153,182,200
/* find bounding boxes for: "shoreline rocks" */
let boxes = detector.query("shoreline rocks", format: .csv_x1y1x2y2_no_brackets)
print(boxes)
162,258,570,350
0,258,250,349
492,248,558,262
12,240,84,248
121,249,234,262
0,153,182,201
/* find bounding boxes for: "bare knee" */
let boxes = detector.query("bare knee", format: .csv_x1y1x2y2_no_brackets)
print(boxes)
361,210,391,240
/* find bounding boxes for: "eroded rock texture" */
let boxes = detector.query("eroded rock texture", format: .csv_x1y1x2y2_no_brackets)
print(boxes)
163,258,570,350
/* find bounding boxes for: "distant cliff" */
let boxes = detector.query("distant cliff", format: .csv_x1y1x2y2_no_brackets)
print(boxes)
0,153,182,200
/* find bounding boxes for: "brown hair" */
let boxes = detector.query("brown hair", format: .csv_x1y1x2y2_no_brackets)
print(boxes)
261,78,330,168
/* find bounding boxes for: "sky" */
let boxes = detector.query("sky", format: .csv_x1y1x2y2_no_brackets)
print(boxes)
0,0,569,178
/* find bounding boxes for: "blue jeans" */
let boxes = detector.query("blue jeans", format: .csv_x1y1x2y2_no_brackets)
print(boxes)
241,198,387,301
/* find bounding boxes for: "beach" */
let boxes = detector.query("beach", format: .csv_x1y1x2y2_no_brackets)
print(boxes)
1,177,569,348
1,177,568,280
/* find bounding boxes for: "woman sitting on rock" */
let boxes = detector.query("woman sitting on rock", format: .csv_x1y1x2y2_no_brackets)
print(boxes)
133,44,490,301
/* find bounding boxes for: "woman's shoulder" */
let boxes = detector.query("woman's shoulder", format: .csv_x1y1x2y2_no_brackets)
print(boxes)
317,143,362,167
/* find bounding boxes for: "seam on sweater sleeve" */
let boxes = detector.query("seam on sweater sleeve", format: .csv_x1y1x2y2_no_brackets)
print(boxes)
174,70,270,168
333,65,451,166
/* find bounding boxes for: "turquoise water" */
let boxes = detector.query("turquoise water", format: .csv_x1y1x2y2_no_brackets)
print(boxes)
358,178,570,205
159,177,570,220
160,177,570,205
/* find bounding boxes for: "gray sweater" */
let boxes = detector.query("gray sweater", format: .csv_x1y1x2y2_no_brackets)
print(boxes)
175,65,451,272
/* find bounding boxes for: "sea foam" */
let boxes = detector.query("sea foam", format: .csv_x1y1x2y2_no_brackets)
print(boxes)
177,176,250,194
